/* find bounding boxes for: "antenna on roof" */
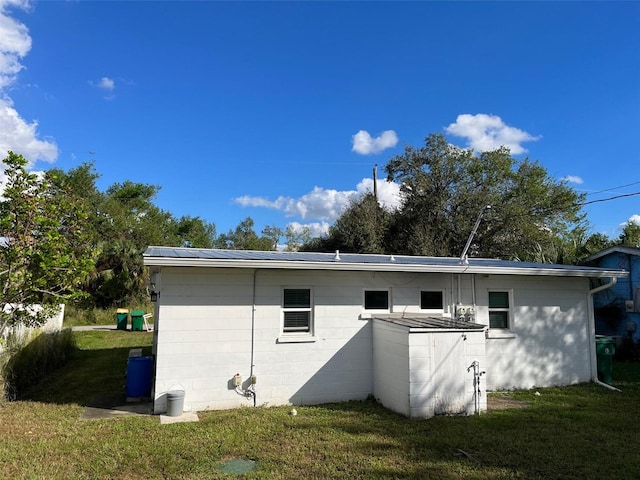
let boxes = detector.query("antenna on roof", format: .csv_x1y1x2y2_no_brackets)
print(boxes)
373,164,378,203
460,205,491,265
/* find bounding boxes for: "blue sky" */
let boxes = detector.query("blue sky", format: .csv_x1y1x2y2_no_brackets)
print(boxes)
1,0,639,242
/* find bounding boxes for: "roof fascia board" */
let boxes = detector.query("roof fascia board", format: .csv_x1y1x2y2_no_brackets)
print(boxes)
143,256,628,278
583,245,640,263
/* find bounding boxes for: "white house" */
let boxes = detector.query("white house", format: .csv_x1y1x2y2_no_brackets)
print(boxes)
143,247,627,419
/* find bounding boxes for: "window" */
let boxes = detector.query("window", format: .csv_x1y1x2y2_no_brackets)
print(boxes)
420,290,444,311
489,291,511,329
364,290,389,310
283,288,312,334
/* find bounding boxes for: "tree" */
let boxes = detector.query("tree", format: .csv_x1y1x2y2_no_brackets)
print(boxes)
584,232,614,254
215,217,277,251
44,166,218,307
302,193,391,254
383,133,586,261
284,224,312,252
619,221,640,247
0,152,93,336
172,216,216,248
87,240,147,308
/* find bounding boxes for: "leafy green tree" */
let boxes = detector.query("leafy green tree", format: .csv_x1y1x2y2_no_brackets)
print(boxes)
584,232,614,254
215,217,277,251
383,133,586,261
0,152,93,336
45,163,102,247
172,216,216,248
284,224,312,252
87,240,147,308
302,194,391,254
619,221,640,247
261,225,283,250
101,181,176,248
45,166,219,307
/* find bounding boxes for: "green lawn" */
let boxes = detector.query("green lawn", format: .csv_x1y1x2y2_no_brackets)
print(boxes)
1,331,639,479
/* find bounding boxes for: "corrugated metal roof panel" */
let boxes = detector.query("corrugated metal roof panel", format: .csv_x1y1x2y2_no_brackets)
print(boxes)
143,246,628,278
372,314,486,331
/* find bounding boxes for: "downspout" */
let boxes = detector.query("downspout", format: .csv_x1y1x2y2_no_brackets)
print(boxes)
248,268,258,406
251,269,258,378
588,277,621,392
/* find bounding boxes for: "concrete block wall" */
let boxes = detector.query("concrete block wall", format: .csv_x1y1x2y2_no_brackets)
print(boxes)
152,266,592,414
477,275,592,390
373,321,487,419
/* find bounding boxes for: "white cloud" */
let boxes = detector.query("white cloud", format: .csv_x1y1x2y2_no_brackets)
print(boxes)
355,177,402,211
0,0,31,89
621,214,640,228
89,76,116,99
286,221,330,238
352,129,398,155
236,187,353,220
445,114,540,155
235,178,402,223
0,98,58,163
0,0,58,168
562,175,584,185
95,76,115,92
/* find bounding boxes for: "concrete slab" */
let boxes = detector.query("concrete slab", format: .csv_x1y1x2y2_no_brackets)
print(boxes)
71,325,119,331
81,393,153,420
81,403,153,420
160,412,200,424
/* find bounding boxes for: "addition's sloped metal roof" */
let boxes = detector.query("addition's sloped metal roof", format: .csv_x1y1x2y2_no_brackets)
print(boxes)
371,314,486,331
143,246,628,278
582,245,640,264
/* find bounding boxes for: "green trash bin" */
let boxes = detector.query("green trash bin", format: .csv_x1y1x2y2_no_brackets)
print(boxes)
116,308,129,330
131,310,145,331
595,336,616,384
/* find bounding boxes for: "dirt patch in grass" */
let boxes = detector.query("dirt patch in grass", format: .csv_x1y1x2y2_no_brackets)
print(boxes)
488,395,530,410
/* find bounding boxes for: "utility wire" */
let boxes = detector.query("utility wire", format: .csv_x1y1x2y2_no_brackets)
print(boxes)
585,180,640,196
579,191,640,206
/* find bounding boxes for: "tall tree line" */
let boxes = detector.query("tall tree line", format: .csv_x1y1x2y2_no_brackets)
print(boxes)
45,163,304,307
3,133,638,327
303,133,637,262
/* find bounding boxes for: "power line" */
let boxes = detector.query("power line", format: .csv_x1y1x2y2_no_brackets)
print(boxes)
580,191,640,206
585,180,640,196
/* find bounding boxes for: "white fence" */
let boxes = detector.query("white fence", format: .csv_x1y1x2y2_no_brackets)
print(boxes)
0,304,65,351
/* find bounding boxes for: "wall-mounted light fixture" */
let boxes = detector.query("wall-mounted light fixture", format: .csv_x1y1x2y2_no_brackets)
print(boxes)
150,282,158,302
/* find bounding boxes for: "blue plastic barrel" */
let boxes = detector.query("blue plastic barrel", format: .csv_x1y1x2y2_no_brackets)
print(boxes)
126,356,153,397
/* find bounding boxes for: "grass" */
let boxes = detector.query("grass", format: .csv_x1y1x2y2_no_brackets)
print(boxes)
1,330,639,479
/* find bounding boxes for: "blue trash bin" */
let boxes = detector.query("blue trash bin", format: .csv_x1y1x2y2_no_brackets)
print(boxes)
126,356,153,397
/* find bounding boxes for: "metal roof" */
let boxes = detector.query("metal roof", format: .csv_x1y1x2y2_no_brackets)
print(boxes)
372,314,486,331
143,246,628,278
582,245,640,264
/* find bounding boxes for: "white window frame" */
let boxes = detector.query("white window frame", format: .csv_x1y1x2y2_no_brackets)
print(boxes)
487,289,516,338
419,289,445,313
363,289,390,312
279,287,315,343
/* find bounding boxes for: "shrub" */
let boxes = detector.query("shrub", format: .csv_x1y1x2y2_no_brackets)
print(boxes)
1,329,76,401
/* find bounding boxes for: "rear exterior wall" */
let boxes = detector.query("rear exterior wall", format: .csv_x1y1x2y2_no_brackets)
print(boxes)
153,268,454,413
152,267,592,412
477,275,592,390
